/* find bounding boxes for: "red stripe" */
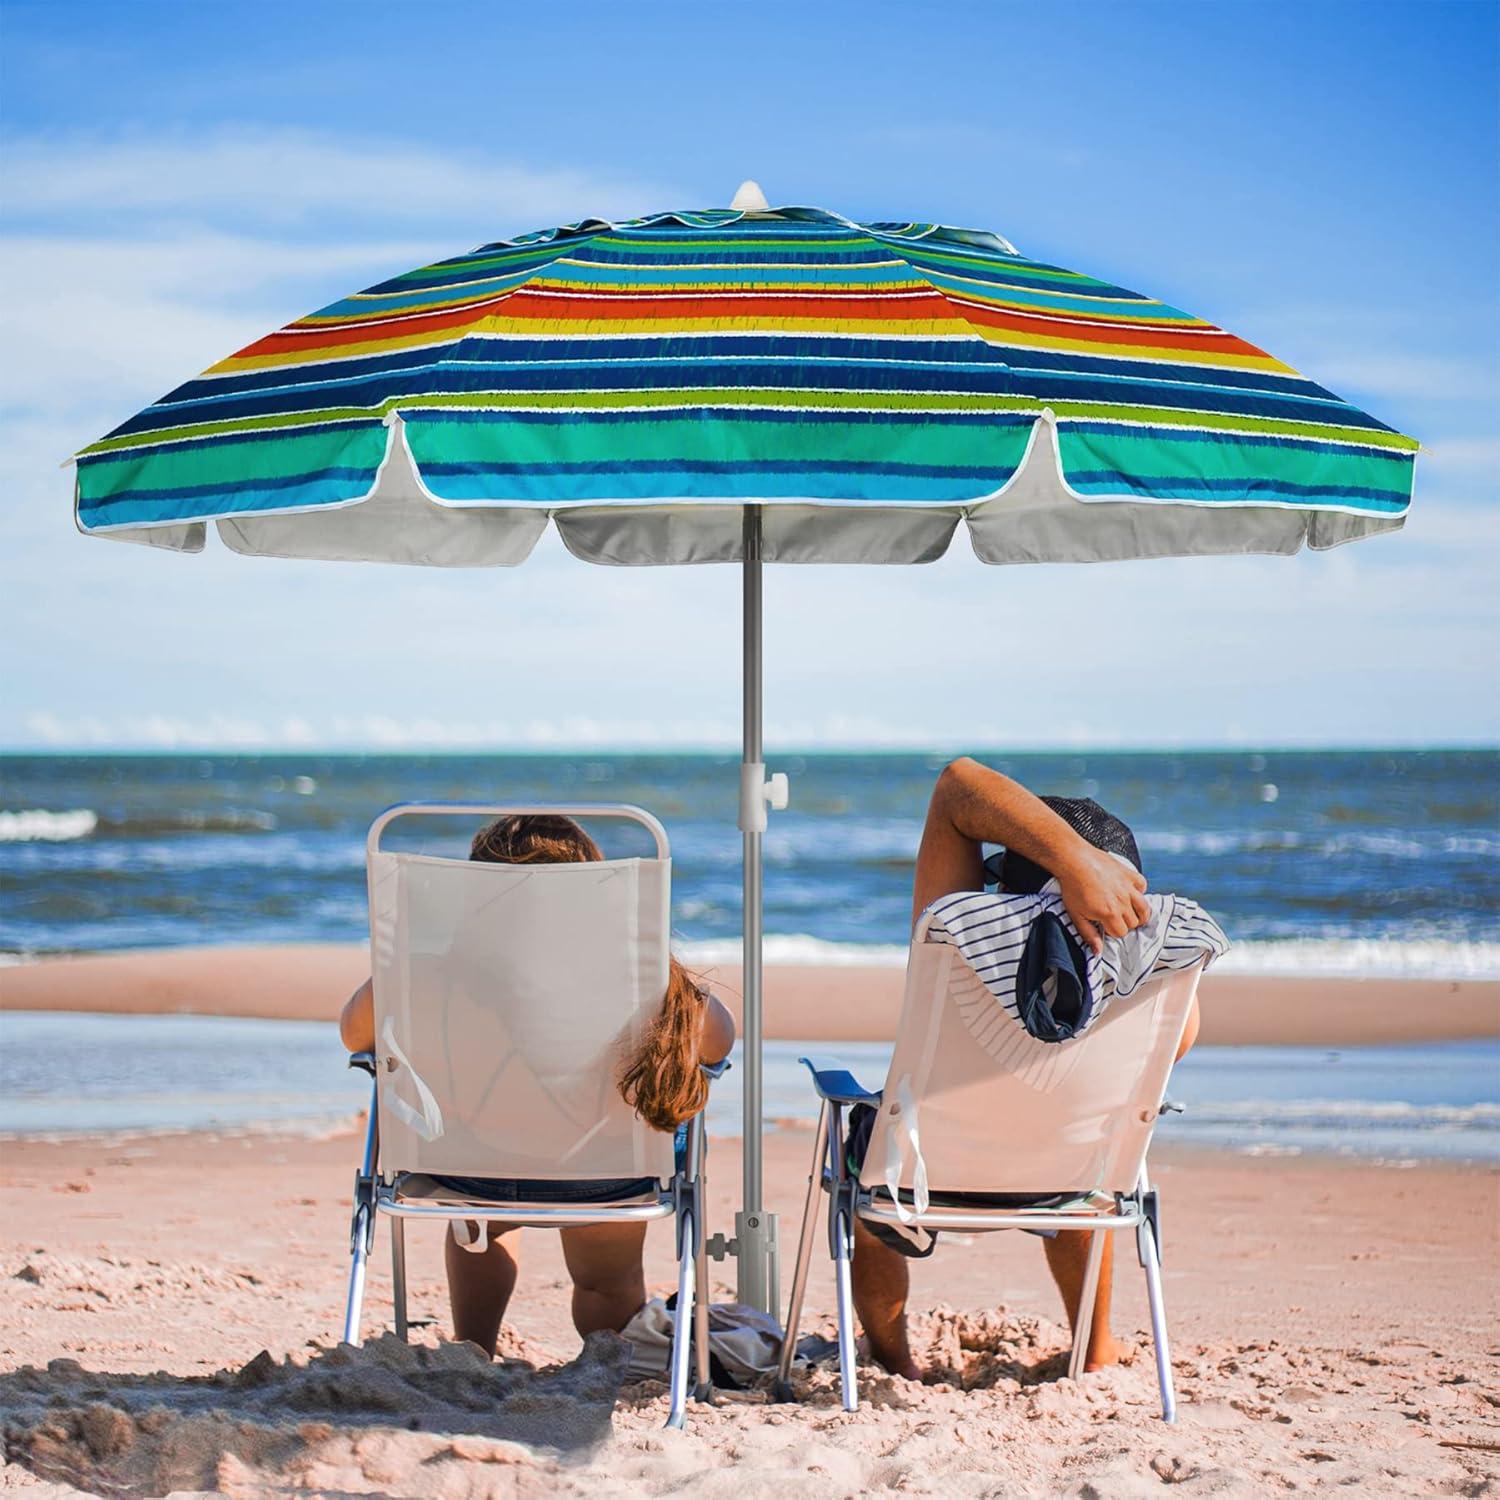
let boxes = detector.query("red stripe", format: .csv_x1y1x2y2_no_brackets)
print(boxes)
236,284,1267,361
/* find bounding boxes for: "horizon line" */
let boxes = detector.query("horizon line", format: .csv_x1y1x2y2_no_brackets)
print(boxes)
2,740,1496,758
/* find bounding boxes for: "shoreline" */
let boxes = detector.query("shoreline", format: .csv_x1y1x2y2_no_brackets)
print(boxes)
3,942,1499,1046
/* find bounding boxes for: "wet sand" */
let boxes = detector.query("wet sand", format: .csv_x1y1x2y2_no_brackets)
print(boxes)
3,943,1497,1045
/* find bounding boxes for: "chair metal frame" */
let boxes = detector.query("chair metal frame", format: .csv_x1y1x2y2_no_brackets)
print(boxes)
340,801,719,1429
777,918,1198,1420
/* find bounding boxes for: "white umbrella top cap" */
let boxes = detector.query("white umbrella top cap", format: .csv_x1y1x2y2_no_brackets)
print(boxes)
730,180,771,212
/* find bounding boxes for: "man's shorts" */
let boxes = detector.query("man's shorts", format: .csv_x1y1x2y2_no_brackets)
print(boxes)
844,1103,1073,1259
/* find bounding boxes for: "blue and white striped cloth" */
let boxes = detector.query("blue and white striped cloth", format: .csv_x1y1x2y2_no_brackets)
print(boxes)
924,880,1229,1041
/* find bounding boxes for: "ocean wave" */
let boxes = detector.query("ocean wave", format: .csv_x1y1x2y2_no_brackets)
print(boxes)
678,935,910,968
680,934,1500,978
1136,828,1499,860
1182,1100,1500,1126
0,808,286,842
1216,938,1500,979
0,809,99,843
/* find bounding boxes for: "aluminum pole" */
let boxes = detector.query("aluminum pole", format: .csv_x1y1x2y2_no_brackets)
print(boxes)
735,504,778,1314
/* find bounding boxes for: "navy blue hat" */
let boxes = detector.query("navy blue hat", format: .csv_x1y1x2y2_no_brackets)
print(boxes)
984,796,1142,893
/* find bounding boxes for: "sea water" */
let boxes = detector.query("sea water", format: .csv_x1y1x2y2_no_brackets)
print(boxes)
2,750,1496,1155
2,749,1496,970
1,1012,1494,1162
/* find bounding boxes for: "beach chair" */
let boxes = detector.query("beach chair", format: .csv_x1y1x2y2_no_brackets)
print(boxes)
341,802,719,1429
777,903,1206,1420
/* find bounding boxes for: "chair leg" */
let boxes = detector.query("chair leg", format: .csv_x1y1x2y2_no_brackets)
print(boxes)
1066,1228,1107,1382
342,1203,370,1347
1139,1213,1177,1422
692,1129,712,1402
391,1216,409,1342
665,1201,696,1430
775,1100,831,1400
832,1197,859,1413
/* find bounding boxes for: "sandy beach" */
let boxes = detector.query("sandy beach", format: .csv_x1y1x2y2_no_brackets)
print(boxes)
2,947,1497,1494
1,1124,1497,1496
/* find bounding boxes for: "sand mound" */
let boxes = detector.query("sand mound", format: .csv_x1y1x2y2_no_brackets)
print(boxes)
3,1303,1493,1497
0,1332,629,1497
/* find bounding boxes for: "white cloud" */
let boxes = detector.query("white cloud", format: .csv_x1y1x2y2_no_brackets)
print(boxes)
2,129,682,233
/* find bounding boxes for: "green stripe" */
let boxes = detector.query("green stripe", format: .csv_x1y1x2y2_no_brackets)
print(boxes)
82,388,1420,459
75,424,389,500
1060,426,1416,488
405,413,1035,472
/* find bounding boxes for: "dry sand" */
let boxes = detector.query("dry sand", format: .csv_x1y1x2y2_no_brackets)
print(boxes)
3,944,1498,1046
1,1125,1497,1497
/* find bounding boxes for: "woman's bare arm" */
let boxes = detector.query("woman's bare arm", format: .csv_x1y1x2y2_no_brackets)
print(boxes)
914,757,1151,952
338,978,375,1053
699,992,736,1066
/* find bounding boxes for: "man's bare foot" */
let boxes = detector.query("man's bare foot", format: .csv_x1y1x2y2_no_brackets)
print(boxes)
858,1333,923,1382
1082,1336,1136,1373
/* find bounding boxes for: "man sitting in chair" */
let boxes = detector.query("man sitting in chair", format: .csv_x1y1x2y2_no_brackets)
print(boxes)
853,758,1201,1381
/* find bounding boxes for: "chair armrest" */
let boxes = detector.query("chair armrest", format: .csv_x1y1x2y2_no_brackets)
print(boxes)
348,1051,377,1077
798,1054,881,1105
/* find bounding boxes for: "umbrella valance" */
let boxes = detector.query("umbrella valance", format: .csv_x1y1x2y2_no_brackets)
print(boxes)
74,202,1417,567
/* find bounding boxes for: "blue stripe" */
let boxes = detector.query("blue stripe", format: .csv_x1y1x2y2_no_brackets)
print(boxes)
79,467,376,526
109,361,1393,440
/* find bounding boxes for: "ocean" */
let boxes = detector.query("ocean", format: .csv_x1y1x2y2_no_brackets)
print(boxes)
2,749,1497,971
2,750,1496,1158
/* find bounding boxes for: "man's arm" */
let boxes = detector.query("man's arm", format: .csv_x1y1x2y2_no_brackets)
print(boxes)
914,758,1151,953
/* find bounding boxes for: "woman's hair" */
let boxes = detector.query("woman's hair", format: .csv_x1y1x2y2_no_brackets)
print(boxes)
470,813,709,1132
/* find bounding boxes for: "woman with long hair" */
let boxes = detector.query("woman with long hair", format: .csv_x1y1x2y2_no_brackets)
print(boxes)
339,813,734,1356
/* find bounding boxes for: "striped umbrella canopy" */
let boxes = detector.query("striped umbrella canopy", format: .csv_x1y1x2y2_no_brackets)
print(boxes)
71,186,1418,1315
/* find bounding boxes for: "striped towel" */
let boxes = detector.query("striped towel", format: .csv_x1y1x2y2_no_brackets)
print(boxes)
924,883,1228,1041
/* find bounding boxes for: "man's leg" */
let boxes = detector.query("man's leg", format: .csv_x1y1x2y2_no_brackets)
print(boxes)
851,1220,922,1381
560,1221,648,1337
1044,1231,1126,1371
445,1223,521,1357
1043,998,1201,1370
844,765,990,1379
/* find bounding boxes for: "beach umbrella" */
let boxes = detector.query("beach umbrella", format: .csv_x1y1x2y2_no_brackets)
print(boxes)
71,182,1418,1315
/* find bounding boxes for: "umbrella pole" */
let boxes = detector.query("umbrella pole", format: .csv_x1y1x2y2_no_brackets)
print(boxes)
735,504,779,1316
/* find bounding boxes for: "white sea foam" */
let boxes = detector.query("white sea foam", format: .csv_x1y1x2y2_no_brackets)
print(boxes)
0,809,98,843
1216,938,1500,979
679,935,910,969
682,933,1500,978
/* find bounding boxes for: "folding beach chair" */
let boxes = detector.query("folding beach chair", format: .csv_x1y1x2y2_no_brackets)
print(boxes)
778,903,1207,1420
341,802,719,1428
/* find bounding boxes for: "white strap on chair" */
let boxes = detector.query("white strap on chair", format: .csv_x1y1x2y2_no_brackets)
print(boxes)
450,1219,490,1253
881,1076,932,1251
379,1016,445,1143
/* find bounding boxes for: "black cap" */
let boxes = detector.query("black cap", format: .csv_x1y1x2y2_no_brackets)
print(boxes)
985,796,1143,894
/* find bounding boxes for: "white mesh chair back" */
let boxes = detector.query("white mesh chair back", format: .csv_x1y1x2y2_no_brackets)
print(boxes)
860,935,1204,1199
368,815,674,1184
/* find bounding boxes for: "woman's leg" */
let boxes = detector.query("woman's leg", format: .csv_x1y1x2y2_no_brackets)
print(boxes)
445,1223,522,1357
851,1220,922,1380
560,1222,648,1337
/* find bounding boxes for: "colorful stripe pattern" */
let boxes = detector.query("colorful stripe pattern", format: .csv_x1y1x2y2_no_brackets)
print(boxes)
75,206,1418,531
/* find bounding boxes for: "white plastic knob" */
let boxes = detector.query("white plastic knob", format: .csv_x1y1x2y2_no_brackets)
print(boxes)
764,772,789,811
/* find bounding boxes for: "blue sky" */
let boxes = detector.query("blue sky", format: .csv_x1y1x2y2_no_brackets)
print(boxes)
2,0,1496,751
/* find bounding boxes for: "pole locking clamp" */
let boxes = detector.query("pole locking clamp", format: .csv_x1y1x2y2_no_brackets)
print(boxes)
738,764,790,833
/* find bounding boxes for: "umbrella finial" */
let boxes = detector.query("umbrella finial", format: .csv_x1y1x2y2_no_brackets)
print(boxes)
730,179,770,212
